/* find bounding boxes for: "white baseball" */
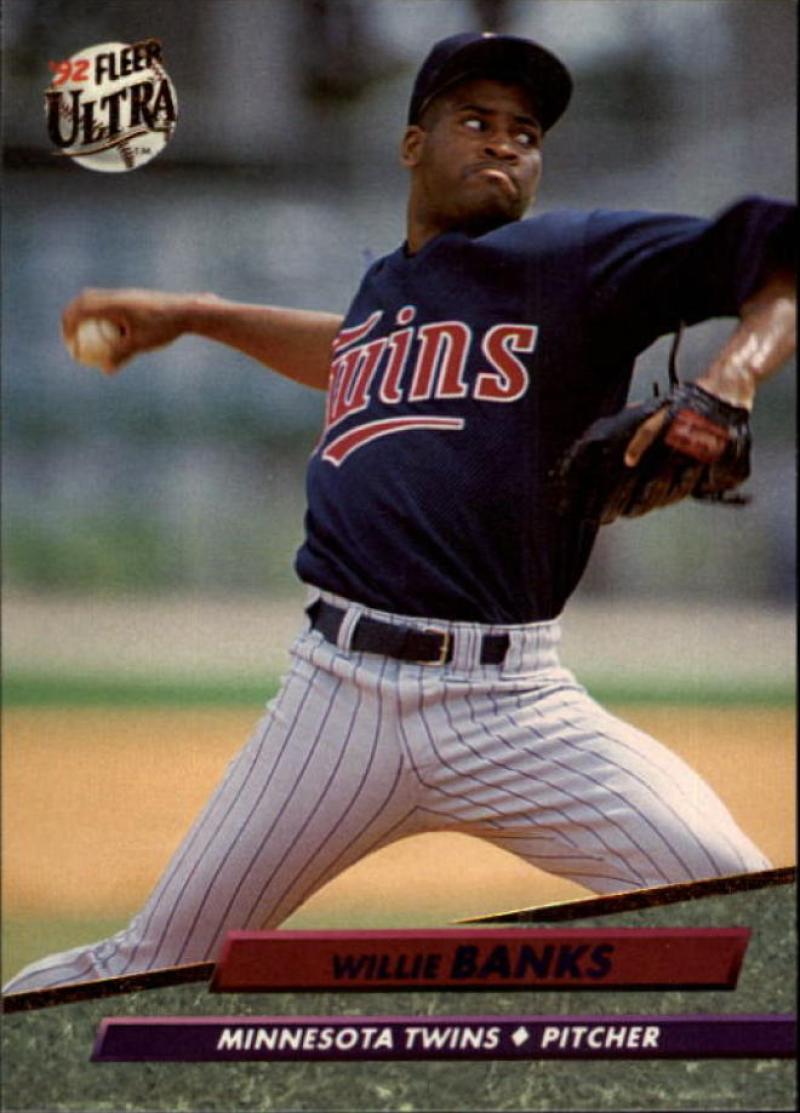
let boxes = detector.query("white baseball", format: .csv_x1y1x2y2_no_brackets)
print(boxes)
68,318,123,369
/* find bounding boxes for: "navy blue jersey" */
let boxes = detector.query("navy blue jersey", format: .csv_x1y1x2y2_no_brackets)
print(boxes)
295,196,794,623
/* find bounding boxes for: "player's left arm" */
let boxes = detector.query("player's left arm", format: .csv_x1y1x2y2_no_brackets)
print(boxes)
625,267,796,465
694,267,796,407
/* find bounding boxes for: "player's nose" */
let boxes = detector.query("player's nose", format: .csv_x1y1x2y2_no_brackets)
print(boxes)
483,132,518,160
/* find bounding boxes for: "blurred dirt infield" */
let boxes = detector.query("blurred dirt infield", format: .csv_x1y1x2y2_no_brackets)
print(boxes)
3,705,794,936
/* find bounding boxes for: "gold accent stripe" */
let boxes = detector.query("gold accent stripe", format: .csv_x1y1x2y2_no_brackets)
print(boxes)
454,866,796,924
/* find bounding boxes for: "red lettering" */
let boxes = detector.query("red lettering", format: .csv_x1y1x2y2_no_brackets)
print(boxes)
327,338,387,427
321,316,537,461
325,346,359,427
331,310,382,354
323,416,465,466
379,328,414,404
409,321,470,401
474,324,537,402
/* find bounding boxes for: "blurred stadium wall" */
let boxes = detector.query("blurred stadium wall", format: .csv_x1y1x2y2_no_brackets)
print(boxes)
2,0,796,605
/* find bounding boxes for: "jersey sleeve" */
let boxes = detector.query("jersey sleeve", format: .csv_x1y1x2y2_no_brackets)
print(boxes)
585,195,796,359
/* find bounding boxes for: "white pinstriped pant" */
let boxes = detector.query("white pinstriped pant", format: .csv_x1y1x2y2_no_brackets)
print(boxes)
3,589,769,993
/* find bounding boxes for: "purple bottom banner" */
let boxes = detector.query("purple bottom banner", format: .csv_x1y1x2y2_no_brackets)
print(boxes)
92,1015,796,1061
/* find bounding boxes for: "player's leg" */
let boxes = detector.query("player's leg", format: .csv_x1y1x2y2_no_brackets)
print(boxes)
405,623,768,894
478,678,770,891
2,628,422,994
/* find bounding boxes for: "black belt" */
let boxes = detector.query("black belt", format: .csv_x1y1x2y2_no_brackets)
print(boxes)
307,599,510,666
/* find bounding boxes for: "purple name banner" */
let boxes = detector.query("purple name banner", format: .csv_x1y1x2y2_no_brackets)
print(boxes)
92,1015,796,1061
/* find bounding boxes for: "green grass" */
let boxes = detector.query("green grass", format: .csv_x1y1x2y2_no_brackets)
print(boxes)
3,671,794,708
2,672,280,708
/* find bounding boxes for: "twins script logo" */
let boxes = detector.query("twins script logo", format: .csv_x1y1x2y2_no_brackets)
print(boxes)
320,306,538,465
44,39,177,172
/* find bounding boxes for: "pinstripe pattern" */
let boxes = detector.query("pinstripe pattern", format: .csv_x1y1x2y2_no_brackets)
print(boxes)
3,592,769,994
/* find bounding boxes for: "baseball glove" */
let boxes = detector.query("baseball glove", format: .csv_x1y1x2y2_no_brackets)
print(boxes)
551,331,752,526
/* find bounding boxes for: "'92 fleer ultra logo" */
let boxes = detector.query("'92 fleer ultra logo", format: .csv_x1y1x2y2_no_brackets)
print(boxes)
44,39,177,172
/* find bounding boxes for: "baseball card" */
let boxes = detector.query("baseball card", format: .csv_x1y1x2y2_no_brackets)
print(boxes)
2,1,796,1110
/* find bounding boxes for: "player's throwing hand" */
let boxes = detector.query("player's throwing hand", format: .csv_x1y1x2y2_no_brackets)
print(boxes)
61,287,214,373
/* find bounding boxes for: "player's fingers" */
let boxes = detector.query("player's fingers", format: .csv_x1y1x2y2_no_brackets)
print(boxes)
62,289,128,341
61,299,85,343
98,348,125,375
62,295,96,345
624,408,669,467
102,342,134,375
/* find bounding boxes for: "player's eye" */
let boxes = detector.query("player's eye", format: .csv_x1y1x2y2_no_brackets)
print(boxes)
463,116,485,131
516,131,539,148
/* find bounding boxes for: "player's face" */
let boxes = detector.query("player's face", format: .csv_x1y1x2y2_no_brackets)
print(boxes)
402,78,543,247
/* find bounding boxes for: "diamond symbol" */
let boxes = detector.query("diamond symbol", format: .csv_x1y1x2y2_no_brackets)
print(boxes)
511,1026,530,1047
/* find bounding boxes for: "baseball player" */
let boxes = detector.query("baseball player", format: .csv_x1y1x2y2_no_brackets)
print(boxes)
5,32,795,995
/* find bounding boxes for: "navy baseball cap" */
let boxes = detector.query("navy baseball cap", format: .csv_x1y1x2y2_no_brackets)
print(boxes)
408,31,573,132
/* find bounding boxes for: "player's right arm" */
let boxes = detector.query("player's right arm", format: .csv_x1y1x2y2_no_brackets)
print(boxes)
61,288,343,391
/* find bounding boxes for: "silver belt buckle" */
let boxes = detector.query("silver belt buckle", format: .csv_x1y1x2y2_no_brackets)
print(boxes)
419,626,451,666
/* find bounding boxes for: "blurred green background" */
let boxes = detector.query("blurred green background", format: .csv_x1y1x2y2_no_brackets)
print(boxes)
2,0,796,608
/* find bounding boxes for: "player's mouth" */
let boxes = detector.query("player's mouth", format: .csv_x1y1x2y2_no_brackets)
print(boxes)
466,162,519,198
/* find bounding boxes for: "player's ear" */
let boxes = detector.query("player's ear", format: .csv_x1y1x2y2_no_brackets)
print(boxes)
400,126,425,168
